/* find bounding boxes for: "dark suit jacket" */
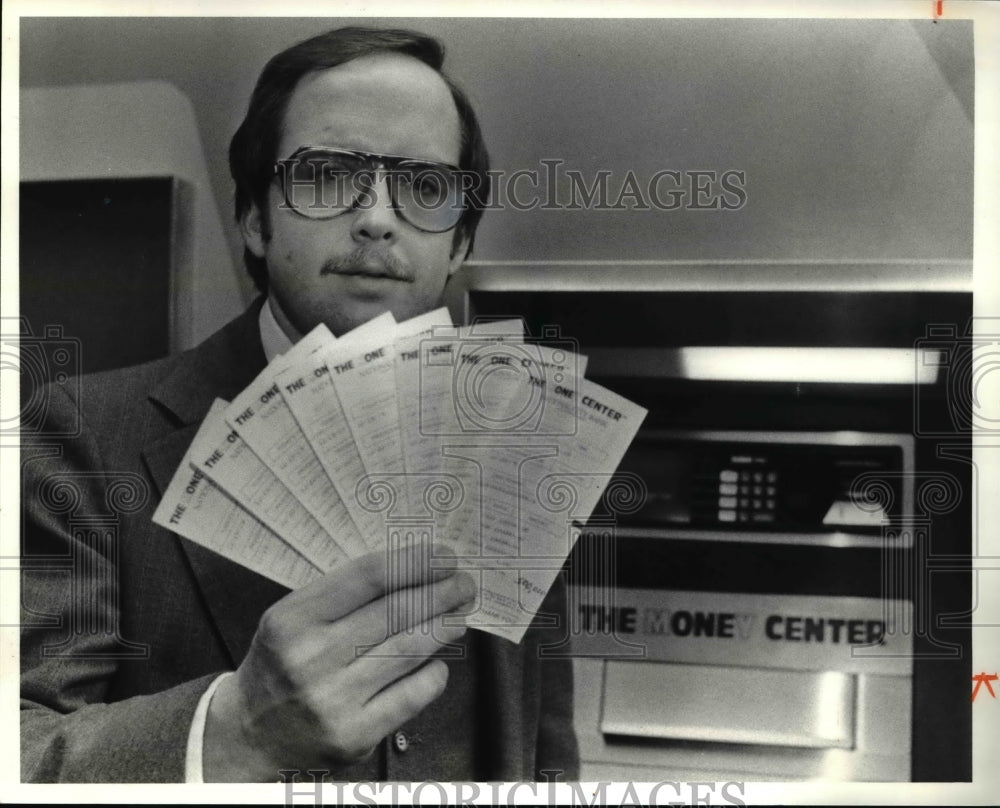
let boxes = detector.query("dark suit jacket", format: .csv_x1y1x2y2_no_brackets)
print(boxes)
20,300,579,783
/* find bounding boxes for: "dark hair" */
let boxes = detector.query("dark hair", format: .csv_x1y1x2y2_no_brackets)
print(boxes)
229,26,491,292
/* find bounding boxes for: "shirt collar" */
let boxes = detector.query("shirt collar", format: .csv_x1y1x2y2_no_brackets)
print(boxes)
258,296,295,362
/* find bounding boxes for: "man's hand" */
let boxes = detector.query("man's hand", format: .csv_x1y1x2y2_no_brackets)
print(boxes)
202,543,475,781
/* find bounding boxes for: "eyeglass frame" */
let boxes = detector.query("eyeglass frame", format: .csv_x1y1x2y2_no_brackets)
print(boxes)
272,145,468,233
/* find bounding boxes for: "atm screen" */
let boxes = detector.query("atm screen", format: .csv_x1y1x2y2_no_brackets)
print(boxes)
612,435,906,534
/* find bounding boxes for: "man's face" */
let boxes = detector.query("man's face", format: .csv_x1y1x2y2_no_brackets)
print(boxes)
242,53,469,338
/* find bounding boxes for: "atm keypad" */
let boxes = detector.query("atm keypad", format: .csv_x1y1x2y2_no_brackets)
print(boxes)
718,468,777,524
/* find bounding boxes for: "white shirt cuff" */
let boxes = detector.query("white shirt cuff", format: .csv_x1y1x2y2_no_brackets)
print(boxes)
184,672,234,783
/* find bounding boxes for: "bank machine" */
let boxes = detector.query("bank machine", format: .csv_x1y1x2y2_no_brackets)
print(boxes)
447,261,972,782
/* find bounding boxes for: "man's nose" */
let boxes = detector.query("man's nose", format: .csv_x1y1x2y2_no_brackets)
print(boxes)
350,173,398,244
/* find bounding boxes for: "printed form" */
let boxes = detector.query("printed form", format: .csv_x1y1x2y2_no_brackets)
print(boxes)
440,341,588,556
392,309,455,516
464,374,646,642
152,401,322,590
279,313,397,548
331,308,453,524
187,398,348,572
407,321,526,553
223,325,368,559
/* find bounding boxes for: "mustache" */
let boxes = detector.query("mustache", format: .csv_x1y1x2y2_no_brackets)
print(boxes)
320,248,412,281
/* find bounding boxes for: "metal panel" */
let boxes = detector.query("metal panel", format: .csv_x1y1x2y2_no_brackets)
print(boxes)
601,661,855,749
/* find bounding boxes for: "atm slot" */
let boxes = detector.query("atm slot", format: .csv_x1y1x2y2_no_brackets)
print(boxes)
600,661,855,750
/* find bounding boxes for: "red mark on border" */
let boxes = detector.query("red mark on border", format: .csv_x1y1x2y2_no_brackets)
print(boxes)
934,0,943,18
971,672,998,702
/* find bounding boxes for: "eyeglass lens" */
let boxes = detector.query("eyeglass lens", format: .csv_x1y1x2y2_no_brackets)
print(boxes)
279,149,464,233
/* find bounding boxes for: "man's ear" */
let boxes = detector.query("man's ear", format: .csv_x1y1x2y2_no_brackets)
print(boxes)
239,203,269,259
448,232,472,277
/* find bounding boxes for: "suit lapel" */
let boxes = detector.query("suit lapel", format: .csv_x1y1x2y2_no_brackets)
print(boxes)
149,297,268,426
141,299,288,666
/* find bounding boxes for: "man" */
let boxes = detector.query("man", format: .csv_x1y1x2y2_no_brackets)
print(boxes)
21,26,578,783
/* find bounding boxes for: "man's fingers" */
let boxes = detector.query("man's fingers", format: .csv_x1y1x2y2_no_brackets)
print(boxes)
355,659,451,736
276,542,459,624
359,572,475,640
255,565,475,677
342,611,469,702
292,574,475,672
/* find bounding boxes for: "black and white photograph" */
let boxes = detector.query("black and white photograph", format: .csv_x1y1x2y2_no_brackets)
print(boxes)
4,3,999,804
